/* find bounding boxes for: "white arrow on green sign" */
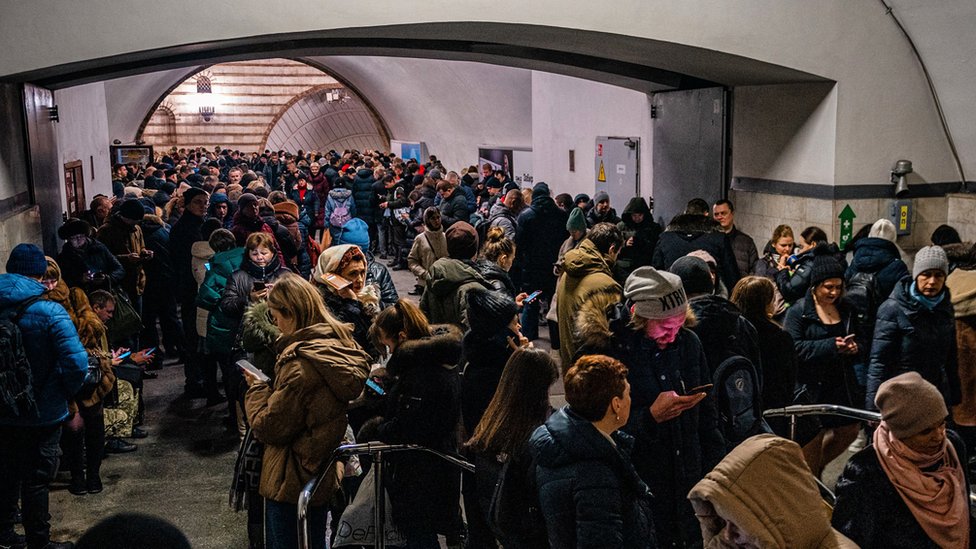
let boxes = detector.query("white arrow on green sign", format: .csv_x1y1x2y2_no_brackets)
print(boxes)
839,204,856,250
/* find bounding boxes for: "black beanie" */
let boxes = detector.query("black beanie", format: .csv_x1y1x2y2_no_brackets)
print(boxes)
669,256,713,295
466,288,518,334
809,255,845,287
119,198,145,221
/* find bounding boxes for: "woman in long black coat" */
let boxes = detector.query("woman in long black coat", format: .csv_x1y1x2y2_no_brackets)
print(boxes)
371,300,463,548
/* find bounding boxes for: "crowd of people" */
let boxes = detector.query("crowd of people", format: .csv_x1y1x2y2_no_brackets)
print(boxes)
0,144,973,548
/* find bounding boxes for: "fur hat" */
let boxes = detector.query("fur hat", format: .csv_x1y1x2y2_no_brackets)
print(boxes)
624,266,688,319
466,288,518,335
809,255,845,287
670,256,713,296
6,243,47,277
445,222,479,260
913,245,949,278
566,207,587,233
58,219,92,240
876,372,948,439
119,198,145,221
272,201,300,220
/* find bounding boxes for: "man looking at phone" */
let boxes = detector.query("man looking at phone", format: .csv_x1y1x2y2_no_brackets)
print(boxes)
96,199,152,322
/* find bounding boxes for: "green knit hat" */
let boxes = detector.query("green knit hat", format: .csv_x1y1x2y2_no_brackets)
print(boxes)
566,207,586,232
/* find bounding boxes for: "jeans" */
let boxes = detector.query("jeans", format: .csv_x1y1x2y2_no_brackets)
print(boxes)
265,499,326,549
0,424,61,549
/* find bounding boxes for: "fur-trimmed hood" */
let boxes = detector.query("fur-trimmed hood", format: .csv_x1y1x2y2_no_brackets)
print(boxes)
387,324,462,376
665,213,721,239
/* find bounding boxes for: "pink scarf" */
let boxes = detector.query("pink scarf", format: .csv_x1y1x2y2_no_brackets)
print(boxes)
873,421,970,548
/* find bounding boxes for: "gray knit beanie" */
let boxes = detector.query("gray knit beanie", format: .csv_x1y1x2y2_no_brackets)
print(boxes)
624,266,687,319
913,245,949,279
876,372,948,439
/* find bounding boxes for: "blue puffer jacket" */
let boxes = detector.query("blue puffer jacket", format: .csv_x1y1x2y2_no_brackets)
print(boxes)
0,274,87,427
530,406,656,549
845,237,909,302
352,168,376,222
866,278,959,410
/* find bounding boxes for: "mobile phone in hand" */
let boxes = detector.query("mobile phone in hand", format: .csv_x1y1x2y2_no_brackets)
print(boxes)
144,347,157,356
686,383,713,395
236,359,271,383
323,273,352,292
117,351,132,360
524,290,543,304
365,378,386,396
253,281,267,291
843,334,856,344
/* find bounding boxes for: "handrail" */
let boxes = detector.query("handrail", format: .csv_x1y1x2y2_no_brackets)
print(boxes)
298,442,475,549
763,404,881,423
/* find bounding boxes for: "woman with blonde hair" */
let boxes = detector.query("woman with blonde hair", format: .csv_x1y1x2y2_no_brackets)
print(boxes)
242,272,370,549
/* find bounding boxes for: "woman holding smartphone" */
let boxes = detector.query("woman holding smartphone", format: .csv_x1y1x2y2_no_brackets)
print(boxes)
785,254,866,478
241,273,370,549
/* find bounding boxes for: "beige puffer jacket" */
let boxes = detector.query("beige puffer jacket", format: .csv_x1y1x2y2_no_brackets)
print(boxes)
688,434,858,548
245,320,371,505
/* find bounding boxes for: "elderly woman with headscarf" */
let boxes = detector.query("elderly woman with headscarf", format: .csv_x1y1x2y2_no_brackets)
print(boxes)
311,243,381,353
832,372,974,548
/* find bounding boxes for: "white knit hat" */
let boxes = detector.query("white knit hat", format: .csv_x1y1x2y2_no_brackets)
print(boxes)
869,218,897,243
624,266,688,319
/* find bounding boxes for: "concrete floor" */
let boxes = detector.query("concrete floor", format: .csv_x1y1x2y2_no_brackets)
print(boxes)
45,260,849,546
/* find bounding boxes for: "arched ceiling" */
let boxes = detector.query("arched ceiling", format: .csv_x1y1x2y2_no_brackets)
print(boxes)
265,84,388,153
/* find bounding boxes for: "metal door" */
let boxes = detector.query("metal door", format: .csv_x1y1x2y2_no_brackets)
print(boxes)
651,87,727,226
23,84,62,255
595,136,639,213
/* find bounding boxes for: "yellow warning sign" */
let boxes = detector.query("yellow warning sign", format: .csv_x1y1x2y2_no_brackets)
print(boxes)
899,205,909,231
598,161,606,182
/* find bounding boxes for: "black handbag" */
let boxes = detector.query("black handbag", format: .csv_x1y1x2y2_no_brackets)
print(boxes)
75,354,104,401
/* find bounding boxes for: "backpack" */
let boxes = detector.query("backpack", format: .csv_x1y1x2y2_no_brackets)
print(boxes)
846,270,881,336
712,354,768,448
0,296,40,419
485,453,547,546
329,196,352,228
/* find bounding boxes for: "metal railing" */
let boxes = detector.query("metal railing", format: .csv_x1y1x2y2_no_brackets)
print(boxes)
297,442,475,549
763,404,881,441
763,404,881,505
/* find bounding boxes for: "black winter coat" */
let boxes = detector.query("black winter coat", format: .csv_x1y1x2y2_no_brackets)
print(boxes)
377,325,463,537
218,256,290,339
687,295,762,380
531,406,656,549
365,254,399,309
867,278,960,409
56,239,125,291
438,189,470,227
140,220,175,297
168,211,206,299
585,206,620,227
832,431,973,549
318,286,373,354
615,327,726,548
652,214,740,291
845,237,909,301
785,293,866,409
352,168,376,222
752,317,798,437
460,328,516,435
515,196,568,294
472,259,517,298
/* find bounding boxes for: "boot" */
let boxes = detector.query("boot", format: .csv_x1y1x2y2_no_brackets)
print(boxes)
247,523,265,549
86,476,103,494
68,473,87,496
